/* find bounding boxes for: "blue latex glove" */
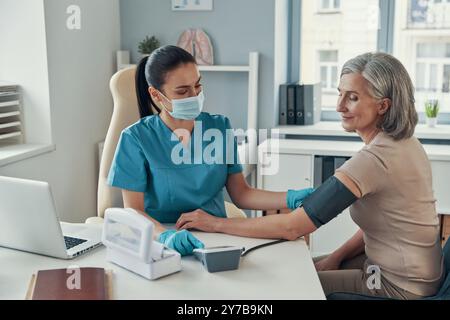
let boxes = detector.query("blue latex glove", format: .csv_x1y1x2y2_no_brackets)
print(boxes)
157,229,205,256
287,188,315,210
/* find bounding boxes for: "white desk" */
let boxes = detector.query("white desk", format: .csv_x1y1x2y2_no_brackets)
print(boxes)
0,230,325,300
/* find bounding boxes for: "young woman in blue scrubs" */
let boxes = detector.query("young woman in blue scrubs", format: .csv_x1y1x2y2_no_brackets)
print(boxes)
108,45,312,256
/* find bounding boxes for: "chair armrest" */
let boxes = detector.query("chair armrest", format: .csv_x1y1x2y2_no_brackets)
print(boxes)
225,201,247,219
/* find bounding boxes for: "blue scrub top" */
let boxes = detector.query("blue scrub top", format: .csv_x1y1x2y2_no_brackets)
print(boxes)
107,112,243,223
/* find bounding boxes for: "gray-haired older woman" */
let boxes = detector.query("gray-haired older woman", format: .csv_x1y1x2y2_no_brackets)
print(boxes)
175,52,445,300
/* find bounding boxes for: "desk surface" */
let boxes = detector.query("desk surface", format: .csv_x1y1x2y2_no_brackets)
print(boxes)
0,230,325,300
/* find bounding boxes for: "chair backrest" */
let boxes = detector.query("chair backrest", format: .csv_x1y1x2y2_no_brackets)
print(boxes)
97,66,143,217
444,239,450,275
434,239,450,299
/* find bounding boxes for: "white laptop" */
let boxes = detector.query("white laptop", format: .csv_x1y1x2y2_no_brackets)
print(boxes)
0,176,102,259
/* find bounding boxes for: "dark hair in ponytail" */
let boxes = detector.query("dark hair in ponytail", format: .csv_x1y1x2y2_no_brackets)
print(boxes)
135,45,196,118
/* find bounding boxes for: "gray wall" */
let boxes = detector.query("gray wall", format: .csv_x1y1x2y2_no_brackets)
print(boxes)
0,0,121,222
120,0,277,131
0,0,52,144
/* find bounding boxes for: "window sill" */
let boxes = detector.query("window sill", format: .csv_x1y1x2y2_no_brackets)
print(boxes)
316,10,341,15
0,143,55,167
276,121,450,141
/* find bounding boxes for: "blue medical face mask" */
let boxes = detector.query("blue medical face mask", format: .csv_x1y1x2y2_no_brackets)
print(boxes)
160,90,205,120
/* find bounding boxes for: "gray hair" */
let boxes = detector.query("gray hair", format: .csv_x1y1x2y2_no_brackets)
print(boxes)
341,52,418,140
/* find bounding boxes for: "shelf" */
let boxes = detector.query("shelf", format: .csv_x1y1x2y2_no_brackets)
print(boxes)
198,65,250,72
0,121,21,129
277,122,356,138
259,138,450,161
0,132,21,140
0,143,55,167
276,122,450,141
0,111,20,119
0,100,20,108
118,64,136,71
118,64,251,72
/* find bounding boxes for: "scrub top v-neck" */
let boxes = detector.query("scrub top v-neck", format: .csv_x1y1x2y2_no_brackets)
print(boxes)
107,112,243,223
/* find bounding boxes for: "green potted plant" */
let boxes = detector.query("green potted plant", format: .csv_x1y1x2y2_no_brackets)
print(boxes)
425,99,440,128
138,36,160,57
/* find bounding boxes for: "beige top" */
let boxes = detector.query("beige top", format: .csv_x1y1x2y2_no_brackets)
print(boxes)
336,132,444,296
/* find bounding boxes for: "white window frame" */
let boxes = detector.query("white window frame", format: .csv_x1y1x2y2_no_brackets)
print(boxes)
296,0,394,120
318,50,339,93
317,0,341,14
409,38,450,113
414,39,450,92
407,0,450,29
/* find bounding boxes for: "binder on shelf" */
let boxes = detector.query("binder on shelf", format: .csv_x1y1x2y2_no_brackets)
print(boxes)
287,84,296,125
295,85,305,125
279,83,322,126
279,84,288,125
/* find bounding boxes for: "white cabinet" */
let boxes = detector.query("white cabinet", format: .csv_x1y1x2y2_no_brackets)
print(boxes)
258,145,359,257
258,139,450,257
258,151,359,256
260,153,312,191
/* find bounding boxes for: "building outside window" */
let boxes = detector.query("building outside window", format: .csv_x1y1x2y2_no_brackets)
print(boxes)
394,0,450,112
319,50,339,92
301,0,379,109
318,0,341,12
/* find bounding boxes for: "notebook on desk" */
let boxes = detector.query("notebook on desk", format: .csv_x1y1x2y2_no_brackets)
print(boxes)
25,267,113,300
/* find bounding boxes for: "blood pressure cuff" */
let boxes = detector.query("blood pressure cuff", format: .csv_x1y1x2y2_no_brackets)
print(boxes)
301,176,358,228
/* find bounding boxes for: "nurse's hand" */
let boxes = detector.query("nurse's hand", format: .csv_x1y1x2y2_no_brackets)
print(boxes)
176,209,219,233
157,229,205,256
286,188,315,210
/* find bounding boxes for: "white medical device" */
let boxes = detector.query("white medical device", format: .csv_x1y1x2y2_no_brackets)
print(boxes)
102,208,181,280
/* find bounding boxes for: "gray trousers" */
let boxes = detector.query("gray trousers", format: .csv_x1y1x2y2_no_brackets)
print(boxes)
314,254,423,300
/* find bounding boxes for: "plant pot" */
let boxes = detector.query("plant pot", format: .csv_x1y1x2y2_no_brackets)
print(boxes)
426,117,437,128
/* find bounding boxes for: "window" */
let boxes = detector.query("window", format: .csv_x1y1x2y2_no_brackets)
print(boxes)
394,0,450,112
318,0,341,12
416,42,450,92
408,0,450,29
319,50,339,92
301,0,379,109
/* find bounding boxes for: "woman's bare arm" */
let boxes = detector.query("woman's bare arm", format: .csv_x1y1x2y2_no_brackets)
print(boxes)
178,172,362,242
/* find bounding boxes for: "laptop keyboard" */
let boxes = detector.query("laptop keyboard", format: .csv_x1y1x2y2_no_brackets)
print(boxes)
64,236,88,250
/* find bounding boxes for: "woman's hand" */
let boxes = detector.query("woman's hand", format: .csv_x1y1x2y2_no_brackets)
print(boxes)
314,254,342,271
175,209,221,233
